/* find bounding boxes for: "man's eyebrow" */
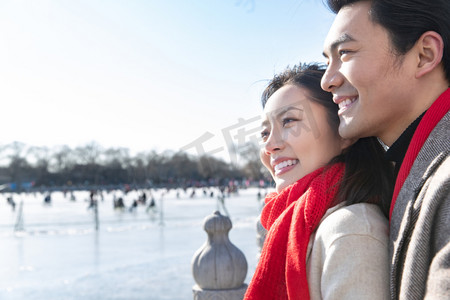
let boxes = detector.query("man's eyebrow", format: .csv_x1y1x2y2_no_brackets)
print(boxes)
322,33,356,57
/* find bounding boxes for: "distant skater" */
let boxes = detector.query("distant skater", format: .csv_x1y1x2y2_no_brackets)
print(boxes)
146,196,156,213
129,199,138,212
7,196,16,211
114,196,125,210
139,191,147,205
44,193,52,205
87,190,96,210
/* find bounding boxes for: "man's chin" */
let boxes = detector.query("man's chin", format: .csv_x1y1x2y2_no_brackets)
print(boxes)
338,121,359,140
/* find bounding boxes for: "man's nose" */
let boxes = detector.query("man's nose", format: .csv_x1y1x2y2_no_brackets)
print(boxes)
321,64,342,92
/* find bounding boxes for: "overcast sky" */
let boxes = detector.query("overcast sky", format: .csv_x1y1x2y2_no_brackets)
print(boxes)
0,0,335,163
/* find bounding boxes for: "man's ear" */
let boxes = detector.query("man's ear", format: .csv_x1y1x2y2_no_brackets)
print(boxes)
415,31,444,78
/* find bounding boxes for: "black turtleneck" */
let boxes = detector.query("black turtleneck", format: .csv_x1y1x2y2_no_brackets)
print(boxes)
385,112,426,180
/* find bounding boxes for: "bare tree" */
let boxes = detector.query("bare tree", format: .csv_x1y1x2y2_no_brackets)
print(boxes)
50,145,75,173
74,141,103,165
237,141,268,180
4,142,32,185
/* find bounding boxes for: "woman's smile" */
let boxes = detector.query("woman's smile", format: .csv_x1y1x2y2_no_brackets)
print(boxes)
273,159,299,176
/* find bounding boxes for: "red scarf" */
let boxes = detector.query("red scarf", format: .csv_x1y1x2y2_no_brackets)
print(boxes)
389,88,450,220
244,163,345,300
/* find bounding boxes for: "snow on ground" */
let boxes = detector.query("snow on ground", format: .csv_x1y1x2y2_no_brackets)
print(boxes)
0,187,268,300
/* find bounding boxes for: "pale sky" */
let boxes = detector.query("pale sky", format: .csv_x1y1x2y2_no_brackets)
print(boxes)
0,0,335,163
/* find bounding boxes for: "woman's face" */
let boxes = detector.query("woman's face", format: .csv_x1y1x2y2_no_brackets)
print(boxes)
260,84,347,192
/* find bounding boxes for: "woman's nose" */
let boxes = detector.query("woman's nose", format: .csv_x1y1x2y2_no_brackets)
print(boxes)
263,129,284,154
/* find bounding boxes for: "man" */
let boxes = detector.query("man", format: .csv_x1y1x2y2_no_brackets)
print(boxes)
320,0,449,299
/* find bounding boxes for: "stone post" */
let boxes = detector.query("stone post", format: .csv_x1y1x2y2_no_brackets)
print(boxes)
192,211,248,300
256,216,267,254
256,201,267,255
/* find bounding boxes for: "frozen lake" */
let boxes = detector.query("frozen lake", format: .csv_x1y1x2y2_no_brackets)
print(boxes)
0,187,266,300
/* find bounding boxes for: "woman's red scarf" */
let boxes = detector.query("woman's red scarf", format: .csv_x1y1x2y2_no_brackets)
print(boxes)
389,88,450,220
244,163,345,300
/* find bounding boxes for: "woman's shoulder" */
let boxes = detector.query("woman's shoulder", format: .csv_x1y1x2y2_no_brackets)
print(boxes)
315,203,389,247
307,203,390,300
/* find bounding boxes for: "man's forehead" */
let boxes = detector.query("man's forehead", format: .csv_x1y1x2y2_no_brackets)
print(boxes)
323,2,372,50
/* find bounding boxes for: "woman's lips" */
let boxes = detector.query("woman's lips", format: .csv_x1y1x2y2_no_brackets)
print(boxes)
273,159,299,175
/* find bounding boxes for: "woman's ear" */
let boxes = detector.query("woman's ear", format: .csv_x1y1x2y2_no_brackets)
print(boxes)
415,31,444,79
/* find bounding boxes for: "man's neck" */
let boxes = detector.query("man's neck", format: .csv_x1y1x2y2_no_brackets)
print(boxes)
385,112,426,179
379,82,449,147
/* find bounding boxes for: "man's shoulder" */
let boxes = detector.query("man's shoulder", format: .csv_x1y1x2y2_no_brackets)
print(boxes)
419,154,450,210
391,112,449,236
407,110,449,181
427,109,450,143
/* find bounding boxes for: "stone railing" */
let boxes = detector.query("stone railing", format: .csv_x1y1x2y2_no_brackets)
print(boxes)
191,211,248,300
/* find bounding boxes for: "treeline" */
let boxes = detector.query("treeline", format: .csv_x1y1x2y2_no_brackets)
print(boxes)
0,142,269,191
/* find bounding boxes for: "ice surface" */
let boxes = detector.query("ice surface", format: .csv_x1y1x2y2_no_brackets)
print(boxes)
0,187,267,300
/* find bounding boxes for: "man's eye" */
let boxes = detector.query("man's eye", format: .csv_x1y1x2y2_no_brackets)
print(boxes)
338,49,351,57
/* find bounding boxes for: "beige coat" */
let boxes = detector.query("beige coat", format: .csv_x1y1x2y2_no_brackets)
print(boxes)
306,203,390,300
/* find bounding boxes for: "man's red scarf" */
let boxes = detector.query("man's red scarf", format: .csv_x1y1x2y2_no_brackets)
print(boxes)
389,88,450,220
244,163,345,300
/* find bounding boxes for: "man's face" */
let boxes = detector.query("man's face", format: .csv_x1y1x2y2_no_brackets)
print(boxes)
321,1,417,145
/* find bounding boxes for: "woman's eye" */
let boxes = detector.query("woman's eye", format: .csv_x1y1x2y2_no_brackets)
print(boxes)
282,118,297,126
260,130,269,140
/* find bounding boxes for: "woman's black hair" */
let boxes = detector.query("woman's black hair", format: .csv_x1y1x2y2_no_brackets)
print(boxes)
261,63,393,216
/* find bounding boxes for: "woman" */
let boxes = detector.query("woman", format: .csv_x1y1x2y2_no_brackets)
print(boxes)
244,63,393,300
